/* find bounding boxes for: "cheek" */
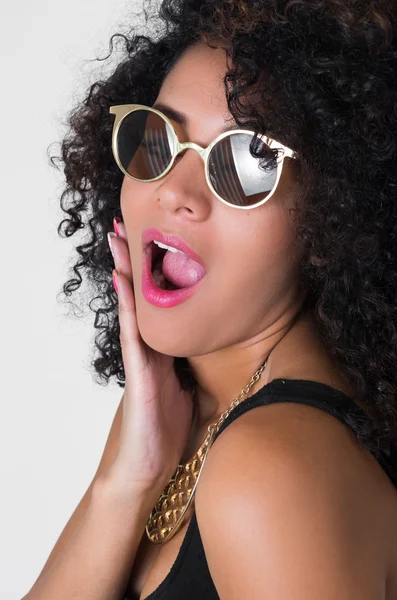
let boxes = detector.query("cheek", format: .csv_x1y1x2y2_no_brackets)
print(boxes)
120,177,132,218
120,177,155,226
218,207,301,290
119,180,154,268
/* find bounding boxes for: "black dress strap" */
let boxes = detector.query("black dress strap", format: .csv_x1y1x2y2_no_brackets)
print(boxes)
212,378,397,487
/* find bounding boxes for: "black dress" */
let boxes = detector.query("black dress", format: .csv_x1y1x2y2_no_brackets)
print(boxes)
125,378,397,600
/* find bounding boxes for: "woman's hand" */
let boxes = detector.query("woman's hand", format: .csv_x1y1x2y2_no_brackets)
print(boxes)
105,218,195,501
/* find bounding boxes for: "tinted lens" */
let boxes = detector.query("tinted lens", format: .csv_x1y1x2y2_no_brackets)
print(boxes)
116,109,174,179
208,133,279,207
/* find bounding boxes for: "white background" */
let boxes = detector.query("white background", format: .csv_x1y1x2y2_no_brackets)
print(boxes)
0,1,145,597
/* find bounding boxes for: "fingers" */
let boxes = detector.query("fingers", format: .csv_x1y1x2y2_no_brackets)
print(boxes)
108,219,133,282
113,269,140,350
113,216,128,242
109,218,144,374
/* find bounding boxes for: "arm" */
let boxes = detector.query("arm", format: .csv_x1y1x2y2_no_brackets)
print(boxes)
28,395,126,587
196,402,388,599
22,474,153,600
21,394,153,600
22,218,194,599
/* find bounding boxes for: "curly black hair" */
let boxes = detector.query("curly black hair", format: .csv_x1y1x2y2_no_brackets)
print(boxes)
51,0,397,461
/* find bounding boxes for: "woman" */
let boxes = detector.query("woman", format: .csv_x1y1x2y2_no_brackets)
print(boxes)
24,0,397,598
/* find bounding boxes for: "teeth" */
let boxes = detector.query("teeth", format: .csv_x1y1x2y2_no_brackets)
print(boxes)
153,240,184,254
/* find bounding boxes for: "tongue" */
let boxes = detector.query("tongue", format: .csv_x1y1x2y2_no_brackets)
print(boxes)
162,250,206,288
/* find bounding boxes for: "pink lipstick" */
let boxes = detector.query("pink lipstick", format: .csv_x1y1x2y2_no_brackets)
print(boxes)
141,230,207,308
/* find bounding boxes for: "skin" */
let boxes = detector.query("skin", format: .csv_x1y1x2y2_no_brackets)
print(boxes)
109,42,397,598
121,41,327,422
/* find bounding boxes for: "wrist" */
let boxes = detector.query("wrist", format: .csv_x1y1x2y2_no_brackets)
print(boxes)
92,467,159,518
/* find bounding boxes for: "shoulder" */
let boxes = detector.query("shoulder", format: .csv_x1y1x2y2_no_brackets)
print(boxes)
195,401,388,599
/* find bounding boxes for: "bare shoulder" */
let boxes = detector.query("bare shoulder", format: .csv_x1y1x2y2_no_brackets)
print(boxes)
195,401,396,599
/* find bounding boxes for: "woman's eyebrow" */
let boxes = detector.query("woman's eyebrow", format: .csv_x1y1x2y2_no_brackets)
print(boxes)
152,101,238,133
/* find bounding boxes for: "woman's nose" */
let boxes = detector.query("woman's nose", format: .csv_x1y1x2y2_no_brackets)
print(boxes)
154,149,212,218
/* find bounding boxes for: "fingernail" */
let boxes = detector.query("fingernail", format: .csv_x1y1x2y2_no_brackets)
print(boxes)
113,216,121,236
112,269,119,294
107,232,117,257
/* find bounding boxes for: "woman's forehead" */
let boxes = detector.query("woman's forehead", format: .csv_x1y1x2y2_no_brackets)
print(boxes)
155,44,236,139
157,44,229,112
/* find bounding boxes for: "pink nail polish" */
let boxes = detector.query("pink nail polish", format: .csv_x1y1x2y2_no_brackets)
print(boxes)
107,232,116,257
112,269,119,294
113,216,121,237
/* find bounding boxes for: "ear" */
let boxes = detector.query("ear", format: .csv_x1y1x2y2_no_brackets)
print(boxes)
308,253,327,267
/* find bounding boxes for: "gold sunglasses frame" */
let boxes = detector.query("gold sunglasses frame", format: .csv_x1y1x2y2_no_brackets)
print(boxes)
109,103,298,210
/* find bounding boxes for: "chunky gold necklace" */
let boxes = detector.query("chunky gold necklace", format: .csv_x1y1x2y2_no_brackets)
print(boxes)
146,359,268,544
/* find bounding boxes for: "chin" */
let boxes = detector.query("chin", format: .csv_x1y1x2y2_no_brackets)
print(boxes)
136,318,193,358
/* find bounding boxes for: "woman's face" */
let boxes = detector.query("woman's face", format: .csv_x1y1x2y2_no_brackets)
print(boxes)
120,42,304,358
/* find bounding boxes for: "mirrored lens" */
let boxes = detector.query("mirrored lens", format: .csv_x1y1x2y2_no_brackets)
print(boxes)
116,109,174,179
208,133,279,207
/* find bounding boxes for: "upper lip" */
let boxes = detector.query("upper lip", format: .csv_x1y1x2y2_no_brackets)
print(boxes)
142,228,206,269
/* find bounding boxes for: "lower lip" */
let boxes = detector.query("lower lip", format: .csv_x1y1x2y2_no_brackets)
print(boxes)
141,245,206,308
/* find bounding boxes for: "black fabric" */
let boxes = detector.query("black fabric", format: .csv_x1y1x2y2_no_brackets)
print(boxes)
125,378,397,600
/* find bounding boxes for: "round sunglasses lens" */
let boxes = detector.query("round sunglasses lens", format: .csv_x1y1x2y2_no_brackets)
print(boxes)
116,109,174,179
208,133,278,207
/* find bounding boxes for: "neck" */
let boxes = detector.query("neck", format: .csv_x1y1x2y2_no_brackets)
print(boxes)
187,307,308,428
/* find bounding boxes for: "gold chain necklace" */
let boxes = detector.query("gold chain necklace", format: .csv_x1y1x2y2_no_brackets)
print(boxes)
146,359,268,544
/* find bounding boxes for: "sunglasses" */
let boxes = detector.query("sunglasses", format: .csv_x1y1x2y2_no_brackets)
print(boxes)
109,103,298,210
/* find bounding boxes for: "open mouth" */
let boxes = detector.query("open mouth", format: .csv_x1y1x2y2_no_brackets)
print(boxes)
150,242,180,291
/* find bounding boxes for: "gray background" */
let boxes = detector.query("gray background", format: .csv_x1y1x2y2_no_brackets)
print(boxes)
0,0,144,596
